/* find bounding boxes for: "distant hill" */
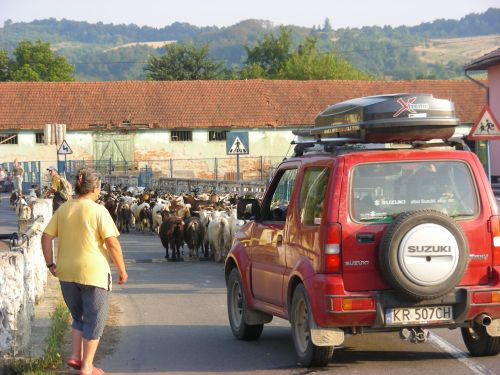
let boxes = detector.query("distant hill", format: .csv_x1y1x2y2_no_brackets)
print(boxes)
0,8,498,81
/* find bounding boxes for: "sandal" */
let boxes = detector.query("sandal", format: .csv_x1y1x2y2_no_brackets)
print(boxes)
80,366,105,375
67,358,82,370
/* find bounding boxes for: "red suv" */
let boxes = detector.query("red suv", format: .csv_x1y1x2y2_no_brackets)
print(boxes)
225,94,500,367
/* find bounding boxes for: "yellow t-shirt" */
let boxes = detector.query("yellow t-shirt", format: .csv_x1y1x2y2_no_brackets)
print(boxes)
44,199,120,290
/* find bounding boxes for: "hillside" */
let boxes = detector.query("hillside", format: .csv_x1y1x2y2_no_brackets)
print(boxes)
414,34,500,66
0,8,499,81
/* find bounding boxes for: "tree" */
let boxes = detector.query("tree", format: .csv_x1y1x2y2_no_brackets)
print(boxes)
323,18,332,31
145,43,223,80
0,50,10,81
279,37,369,80
244,26,292,78
10,40,74,81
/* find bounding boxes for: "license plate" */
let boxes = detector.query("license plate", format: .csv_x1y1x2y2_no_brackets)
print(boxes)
385,305,453,325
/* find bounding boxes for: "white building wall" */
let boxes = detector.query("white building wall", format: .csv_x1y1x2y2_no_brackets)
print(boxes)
0,129,295,170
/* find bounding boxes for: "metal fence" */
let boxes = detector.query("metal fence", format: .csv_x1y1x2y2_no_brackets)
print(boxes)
4,156,284,194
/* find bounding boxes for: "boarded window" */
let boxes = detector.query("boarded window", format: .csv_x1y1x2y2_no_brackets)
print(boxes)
171,130,192,142
35,132,44,144
0,134,18,145
209,130,227,142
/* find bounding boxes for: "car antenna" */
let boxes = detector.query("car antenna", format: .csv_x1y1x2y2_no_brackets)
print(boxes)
282,135,296,161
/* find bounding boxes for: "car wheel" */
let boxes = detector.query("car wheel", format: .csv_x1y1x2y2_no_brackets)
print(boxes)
379,210,469,301
291,284,333,367
227,269,263,340
462,324,500,356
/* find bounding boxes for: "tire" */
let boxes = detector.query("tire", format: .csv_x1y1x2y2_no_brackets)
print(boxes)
379,210,469,301
291,284,334,367
462,323,500,356
227,269,263,340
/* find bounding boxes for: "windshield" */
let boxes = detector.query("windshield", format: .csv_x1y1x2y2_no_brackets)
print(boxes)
351,161,478,223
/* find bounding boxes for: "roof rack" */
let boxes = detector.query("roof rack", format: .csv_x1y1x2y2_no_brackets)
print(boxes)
290,136,469,157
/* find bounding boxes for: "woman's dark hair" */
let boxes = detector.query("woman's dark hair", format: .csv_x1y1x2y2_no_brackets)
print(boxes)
74,167,101,195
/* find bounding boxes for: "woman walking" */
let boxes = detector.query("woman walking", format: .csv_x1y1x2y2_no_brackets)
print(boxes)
41,167,128,375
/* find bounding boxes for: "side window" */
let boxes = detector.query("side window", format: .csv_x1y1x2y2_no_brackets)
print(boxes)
299,167,330,225
265,168,298,221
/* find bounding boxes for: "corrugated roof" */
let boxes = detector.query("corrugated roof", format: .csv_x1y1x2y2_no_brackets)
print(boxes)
464,48,500,71
0,80,486,130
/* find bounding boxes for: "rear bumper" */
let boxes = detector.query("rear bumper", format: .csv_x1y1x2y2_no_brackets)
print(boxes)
309,272,500,329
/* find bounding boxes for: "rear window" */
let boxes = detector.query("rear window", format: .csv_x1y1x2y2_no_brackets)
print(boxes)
351,161,478,223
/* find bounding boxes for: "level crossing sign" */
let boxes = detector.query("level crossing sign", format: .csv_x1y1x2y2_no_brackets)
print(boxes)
57,139,73,154
226,132,249,155
468,106,500,140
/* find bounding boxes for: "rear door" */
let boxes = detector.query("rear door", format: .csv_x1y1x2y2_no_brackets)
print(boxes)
340,155,489,292
251,165,298,307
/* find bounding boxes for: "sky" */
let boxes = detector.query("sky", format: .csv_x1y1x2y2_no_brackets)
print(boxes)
1,0,499,29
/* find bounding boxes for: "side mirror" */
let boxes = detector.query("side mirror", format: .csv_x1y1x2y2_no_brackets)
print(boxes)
237,198,261,221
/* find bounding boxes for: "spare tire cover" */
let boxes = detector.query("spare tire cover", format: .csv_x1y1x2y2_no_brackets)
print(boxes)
379,210,469,300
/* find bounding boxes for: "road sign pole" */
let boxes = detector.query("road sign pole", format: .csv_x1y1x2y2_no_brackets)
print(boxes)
487,141,491,182
236,154,240,181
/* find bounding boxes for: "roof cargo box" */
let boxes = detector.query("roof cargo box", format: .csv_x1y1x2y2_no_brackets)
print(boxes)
295,94,460,143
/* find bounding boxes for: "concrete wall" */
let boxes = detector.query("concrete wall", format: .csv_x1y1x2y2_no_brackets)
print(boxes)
0,128,294,164
488,64,500,178
133,128,294,159
0,199,52,356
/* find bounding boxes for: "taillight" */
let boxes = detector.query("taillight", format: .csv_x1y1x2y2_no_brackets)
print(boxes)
473,290,500,304
490,216,500,266
325,223,341,273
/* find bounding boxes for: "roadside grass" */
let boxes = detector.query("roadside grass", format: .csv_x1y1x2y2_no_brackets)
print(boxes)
0,301,70,375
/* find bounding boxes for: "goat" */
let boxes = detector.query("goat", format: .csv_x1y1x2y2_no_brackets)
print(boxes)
159,216,185,260
117,202,132,233
184,217,205,260
207,211,231,262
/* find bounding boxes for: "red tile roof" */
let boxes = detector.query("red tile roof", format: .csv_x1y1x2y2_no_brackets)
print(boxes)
0,80,486,130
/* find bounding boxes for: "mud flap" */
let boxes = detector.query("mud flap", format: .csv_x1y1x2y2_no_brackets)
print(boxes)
244,307,273,325
486,319,500,337
310,320,345,346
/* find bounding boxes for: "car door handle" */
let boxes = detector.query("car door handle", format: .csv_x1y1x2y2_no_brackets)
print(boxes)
356,233,375,243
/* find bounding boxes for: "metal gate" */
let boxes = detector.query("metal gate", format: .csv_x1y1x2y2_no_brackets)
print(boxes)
94,132,133,169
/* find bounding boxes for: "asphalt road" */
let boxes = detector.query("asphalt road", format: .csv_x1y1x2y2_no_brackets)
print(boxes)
95,231,499,375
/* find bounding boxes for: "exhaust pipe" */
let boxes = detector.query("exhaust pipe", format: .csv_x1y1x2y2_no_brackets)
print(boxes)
475,313,492,327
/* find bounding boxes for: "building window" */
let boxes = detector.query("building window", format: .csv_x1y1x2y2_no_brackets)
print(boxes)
209,130,227,142
0,133,18,145
35,132,44,144
171,130,192,142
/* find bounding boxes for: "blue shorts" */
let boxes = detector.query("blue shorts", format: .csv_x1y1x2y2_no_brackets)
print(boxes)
60,281,110,340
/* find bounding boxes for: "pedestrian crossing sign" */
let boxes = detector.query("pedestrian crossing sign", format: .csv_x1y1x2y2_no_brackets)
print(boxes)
468,106,500,140
226,132,249,155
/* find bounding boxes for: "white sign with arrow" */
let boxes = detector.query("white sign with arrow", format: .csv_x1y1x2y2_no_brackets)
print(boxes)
57,139,73,154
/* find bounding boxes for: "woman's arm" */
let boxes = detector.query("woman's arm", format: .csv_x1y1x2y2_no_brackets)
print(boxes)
104,236,128,284
41,232,57,276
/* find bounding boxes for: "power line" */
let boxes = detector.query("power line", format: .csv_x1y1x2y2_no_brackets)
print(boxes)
65,35,500,66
